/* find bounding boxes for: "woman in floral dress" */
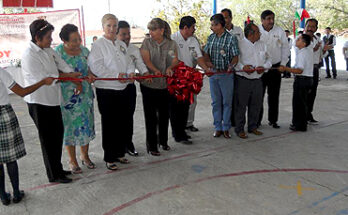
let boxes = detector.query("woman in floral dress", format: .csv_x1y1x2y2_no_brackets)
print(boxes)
55,24,96,173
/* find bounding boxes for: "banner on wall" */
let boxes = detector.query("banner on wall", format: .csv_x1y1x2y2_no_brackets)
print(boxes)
0,9,82,67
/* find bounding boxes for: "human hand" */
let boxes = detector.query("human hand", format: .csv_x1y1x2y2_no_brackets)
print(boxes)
128,73,135,83
118,73,127,83
255,66,265,74
166,68,173,77
74,83,83,95
243,65,254,74
43,77,54,85
143,72,152,83
278,65,286,72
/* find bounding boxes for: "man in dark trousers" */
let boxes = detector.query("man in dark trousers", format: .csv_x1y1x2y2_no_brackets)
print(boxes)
323,27,337,78
258,10,290,128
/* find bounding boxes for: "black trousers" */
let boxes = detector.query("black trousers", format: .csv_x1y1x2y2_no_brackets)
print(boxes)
169,94,189,141
140,84,169,151
324,50,337,77
259,63,281,125
124,84,137,152
283,56,292,78
28,104,65,181
307,64,319,120
292,76,313,131
96,87,130,162
234,76,263,134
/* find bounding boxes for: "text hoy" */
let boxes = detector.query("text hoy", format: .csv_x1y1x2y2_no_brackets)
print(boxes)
0,51,11,58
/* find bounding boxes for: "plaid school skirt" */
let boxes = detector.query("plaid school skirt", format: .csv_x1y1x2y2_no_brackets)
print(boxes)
0,104,26,163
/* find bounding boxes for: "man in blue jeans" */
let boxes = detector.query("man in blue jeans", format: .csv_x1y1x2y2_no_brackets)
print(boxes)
203,13,239,138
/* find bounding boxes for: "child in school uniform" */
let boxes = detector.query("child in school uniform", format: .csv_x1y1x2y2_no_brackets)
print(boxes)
278,34,313,132
0,68,53,206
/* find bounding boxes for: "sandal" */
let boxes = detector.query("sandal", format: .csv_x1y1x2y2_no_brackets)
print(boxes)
80,157,96,169
105,162,118,171
69,162,82,174
115,157,130,164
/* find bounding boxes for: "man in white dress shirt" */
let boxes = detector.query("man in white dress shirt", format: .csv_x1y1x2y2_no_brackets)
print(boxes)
221,8,243,128
258,10,290,129
304,19,320,124
116,20,148,156
234,24,272,139
171,16,209,144
221,8,244,41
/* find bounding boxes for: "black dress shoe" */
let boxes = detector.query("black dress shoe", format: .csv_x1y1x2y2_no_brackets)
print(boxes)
1,192,11,206
13,191,25,204
50,176,73,183
325,76,331,79
178,139,193,145
127,149,139,156
62,170,72,176
289,124,307,132
269,122,280,129
161,145,171,151
186,125,199,132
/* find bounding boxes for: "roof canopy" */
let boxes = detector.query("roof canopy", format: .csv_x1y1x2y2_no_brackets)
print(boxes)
2,0,53,8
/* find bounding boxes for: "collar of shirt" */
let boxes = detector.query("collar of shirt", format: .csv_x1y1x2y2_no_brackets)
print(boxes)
29,41,43,53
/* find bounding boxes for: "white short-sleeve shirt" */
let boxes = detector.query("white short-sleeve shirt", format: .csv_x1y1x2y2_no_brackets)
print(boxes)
171,31,203,68
21,42,73,106
226,25,244,41
294,46,314,77
0,68,16,105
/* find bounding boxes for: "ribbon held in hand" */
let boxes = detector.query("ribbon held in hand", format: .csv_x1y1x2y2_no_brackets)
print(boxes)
167,62,203,104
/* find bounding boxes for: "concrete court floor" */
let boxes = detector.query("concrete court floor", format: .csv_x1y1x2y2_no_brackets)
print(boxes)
1,69,348,215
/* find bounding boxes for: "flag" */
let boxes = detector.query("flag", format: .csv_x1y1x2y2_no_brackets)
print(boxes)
300,9,310,21
295,9,310,21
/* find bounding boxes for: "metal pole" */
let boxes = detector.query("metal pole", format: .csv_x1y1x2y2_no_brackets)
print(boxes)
213,0,217,14
300,0,306,28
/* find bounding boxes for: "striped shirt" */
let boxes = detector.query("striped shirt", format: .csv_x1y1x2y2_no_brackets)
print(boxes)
204,31,239,70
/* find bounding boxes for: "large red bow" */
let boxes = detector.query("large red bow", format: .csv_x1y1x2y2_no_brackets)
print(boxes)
167,62,203,104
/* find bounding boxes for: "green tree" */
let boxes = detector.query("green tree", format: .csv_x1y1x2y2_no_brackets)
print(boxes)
307,0,348,31
152,0,212,44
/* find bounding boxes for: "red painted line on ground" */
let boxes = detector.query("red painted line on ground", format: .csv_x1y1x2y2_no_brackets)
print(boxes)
25,119,348,192
103,168,348,215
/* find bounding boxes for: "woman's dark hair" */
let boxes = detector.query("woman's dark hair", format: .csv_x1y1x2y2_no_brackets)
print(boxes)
301,34,311,47
59,24,79,42
117,20,130,34
179,16,196,30
30,19,54,43
261,10,275,20
210,14,225,27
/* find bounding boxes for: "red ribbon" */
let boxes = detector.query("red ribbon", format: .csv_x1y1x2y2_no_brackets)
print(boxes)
167,62,203,104
54,66,275,104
